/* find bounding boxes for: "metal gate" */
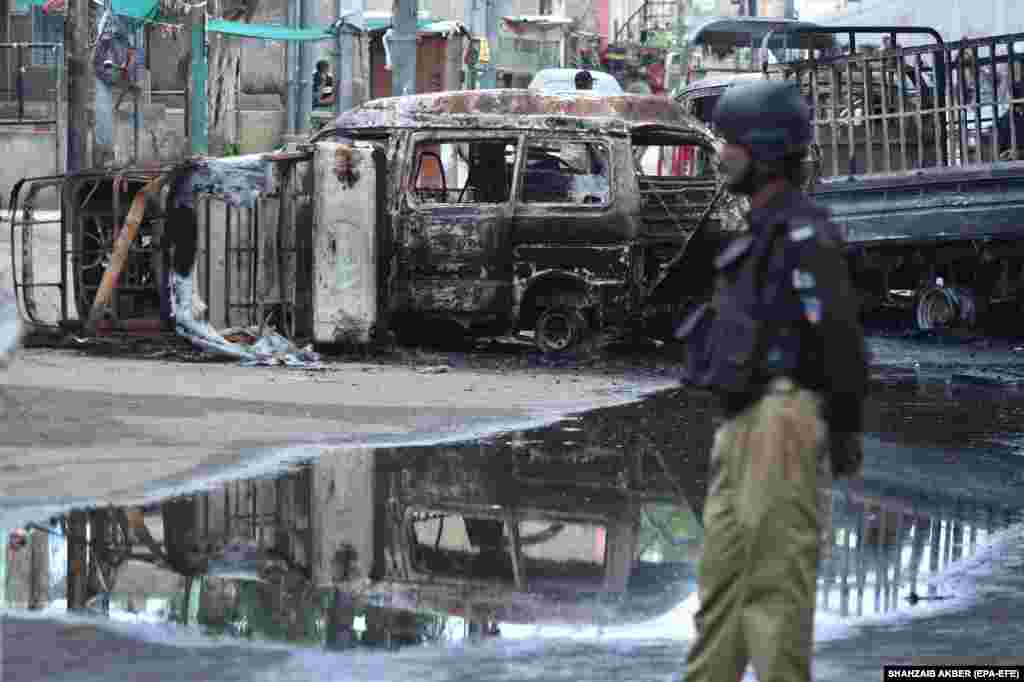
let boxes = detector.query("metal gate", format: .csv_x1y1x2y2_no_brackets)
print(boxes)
7,152,316,338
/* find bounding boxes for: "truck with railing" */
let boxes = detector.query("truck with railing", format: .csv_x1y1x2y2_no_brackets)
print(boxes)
676,21,1024,330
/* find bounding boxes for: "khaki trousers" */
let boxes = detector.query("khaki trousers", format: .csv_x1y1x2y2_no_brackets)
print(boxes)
685,378,832,682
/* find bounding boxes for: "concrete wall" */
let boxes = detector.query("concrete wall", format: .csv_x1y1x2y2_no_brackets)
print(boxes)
0,104,187,208
0,125,61,202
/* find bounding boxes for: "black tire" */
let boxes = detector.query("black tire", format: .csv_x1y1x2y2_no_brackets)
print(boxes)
534,305,589,354
914,285,976,331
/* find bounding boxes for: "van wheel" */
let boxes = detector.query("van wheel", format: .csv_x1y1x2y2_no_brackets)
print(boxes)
534,306,589,353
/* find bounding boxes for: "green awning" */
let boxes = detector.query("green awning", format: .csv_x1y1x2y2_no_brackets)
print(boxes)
15,0,439,39
363,16,452,32
16,0,161,20
207,19,338,41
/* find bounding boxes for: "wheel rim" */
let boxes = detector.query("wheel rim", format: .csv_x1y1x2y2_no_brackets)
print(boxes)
537,311,576,352
916,287,975,331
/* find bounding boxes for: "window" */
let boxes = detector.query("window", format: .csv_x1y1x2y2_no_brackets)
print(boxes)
633,142,716,178
31,6,64,67
522,140,610,205
410,514,515,582
411,138,518,204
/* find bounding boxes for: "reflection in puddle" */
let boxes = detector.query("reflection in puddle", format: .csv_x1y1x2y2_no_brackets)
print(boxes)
819,489,1022,619
2,377,1024,657
1,437,704,651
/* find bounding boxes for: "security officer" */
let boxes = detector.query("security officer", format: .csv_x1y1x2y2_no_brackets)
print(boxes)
677,79,869,682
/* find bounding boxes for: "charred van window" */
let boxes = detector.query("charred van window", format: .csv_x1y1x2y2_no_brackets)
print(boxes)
634,141,716,178
522,141,611,205
411,139,518,204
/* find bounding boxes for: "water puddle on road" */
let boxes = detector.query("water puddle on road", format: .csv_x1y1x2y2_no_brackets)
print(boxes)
2,372,1024,673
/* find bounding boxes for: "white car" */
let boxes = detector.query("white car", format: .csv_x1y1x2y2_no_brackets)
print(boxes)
528,68,624,96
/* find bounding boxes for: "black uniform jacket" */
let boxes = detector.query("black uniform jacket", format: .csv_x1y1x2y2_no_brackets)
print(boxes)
678,188,869,435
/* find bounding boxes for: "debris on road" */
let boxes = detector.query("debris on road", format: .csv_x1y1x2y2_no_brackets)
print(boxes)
1,283,21,367
171,271,322,369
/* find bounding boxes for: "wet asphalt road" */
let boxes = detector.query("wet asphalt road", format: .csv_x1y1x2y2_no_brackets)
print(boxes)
2,333,1024,680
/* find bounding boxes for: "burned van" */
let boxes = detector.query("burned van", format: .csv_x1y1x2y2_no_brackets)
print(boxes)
313,89,738,352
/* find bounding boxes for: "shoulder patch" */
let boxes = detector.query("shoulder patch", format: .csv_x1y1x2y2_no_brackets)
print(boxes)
789,224,816,242
801,295,822,324
792,269,816,290
713,235,755,270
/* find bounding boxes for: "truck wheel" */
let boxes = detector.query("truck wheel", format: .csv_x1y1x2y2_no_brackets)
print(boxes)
915,285,976,331
534,306,589,353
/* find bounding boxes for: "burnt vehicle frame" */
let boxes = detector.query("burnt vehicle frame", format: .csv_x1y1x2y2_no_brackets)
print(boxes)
7,92,735,352
316,90,737,351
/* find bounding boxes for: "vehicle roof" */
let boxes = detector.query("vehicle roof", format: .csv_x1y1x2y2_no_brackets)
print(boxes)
332,88,713,139
531,68,619,81
529,69,625,95
688,16,836,50
677,72,765,98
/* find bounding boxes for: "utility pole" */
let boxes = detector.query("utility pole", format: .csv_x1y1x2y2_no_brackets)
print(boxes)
391,0,417,96
479,0,498,88
64,0,91,173
286,0,299,134
298,0,317,133
334,0,365,114
464,0,480,89
187,0,208,155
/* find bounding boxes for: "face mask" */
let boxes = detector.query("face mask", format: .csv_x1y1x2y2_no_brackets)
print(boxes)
719,153,756,195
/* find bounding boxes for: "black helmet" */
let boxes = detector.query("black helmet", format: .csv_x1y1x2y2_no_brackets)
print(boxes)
712,80,812,162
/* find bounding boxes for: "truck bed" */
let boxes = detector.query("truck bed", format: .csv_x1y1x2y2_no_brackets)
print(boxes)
813,161,1024,247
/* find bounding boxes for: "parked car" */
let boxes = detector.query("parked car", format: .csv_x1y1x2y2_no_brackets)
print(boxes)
528,68,624,96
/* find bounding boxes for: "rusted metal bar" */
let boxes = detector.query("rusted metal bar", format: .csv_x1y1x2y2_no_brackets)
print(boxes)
0,119,58,126
506,519,526,591
846,59,856,175
1011,41,1019,158
784,24,945,50
111,180,122,322
87,176,163,323
862,58,873,174
16,43,24,121
60,184,68,323
252,201,260,328
251,482,258,540
946,47,962,163
972,49,983,164
896,53,909,171
914,55,925,168
276,162,290,331
990,41,1000,162
66,511,88,611
224,482,231,538
880,55,892,172
830,64,840,177
204,199,211,315
224,205,232,328
809,66,821,172
934,49,949,167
